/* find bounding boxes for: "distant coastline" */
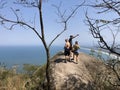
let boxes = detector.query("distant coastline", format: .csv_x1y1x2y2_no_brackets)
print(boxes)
85,47,120,60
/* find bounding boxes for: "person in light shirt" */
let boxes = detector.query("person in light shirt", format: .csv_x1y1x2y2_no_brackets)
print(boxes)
72,41,80,64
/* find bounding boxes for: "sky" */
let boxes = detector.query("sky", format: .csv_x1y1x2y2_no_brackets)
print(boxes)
0,0,120,47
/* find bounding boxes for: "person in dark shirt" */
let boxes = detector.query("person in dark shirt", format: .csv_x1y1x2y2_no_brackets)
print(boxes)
69,34,79,60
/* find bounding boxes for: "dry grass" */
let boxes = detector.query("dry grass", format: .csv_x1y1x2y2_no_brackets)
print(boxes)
0,74,27,90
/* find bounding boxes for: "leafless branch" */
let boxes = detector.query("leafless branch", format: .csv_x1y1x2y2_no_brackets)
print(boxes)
0,15,42,40
103,0,120,16
85,12,120,56
107,25,119,50
10,7,19,21
52,2,66,23
49,0,85,48
85,1,120,87
14,0,39,7
88,0,120,16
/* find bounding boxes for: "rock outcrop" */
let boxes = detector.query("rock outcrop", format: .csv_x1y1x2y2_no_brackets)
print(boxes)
50,52,107,90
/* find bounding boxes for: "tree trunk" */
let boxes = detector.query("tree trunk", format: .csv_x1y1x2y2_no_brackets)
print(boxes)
46,48,51,90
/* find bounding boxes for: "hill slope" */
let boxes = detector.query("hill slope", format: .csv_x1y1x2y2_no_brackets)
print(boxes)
50,52,108,90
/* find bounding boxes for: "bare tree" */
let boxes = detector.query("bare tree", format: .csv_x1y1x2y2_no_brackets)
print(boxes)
0,0,84,89
85,0,120,87
85,0,120,56
86,14,120,56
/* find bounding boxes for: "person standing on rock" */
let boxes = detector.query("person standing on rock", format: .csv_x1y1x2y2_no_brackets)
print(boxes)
69,34,79,60
64,39,70,63
72,41,80,64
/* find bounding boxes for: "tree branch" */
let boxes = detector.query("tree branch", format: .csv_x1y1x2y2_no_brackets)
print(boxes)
48,0,85,48
0,16,42,40
85,12,120,56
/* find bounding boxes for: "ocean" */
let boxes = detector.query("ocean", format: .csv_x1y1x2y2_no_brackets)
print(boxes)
0,46,110,69
0,46,62,67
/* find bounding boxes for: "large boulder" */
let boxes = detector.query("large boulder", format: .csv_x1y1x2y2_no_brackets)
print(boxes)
50,52,107,90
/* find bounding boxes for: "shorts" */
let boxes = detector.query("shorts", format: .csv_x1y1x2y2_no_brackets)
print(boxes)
64,47,70,56
73,51,79,55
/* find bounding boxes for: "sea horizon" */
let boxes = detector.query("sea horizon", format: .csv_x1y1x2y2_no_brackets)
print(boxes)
0,45,114,70
0,45,64,67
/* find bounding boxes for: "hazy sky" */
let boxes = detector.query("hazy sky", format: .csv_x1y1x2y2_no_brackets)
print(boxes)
0,0,119,47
